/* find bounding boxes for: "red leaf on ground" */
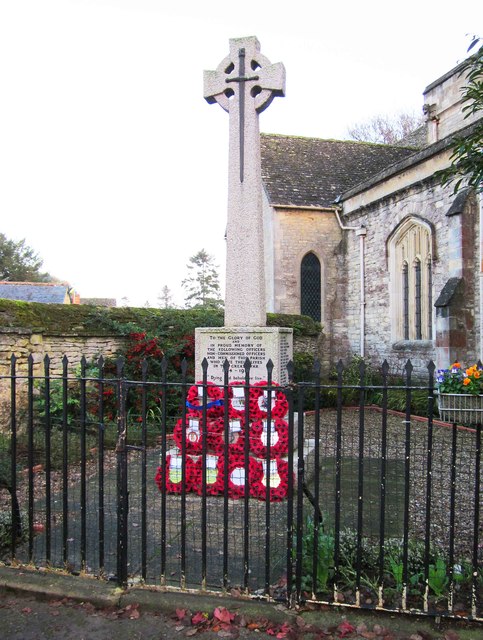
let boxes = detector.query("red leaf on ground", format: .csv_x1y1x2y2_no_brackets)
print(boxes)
21,607,32,614
176,608,187,620
191,611,207,626
337,620,356,637
214,607,235,624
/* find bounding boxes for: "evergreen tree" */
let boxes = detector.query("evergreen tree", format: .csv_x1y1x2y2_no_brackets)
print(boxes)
0,233,53,282
158,285,173,309
182,249,223,309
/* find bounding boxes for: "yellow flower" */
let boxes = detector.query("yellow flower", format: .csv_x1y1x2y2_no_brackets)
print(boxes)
463,378,471,385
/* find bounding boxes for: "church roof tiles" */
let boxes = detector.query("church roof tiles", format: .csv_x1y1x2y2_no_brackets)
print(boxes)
260,133,417,208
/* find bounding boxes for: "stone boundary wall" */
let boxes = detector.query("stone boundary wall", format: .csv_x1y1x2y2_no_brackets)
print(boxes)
0,303,323,430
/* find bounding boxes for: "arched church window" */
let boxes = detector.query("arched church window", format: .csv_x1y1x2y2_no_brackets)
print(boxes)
300,252,321,322
389,218,432,341
402,261,409,340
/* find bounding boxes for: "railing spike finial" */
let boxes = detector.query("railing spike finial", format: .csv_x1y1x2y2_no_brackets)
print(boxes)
201,357,209,373
286,360,294,382
336,359,344,376
223,358,230,373
181,357,188,376
116,356,125,376
405,359,413,383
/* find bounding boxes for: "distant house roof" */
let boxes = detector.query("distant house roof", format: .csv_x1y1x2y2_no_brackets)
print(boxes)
80,298,117,307
0,282,73,304
260,133,418,208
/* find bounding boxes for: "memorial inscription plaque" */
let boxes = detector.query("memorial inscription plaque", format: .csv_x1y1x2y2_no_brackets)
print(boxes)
195,327,292,385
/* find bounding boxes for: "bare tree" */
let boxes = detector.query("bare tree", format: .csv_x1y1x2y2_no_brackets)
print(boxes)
347,111,425,145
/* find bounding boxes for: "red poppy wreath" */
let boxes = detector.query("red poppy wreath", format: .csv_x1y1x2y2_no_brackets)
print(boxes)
173,415,225,455
186,382,225,418
155,453,196,494
248,381,289,421
250,457,292,502
192,454,223,496
223,454,262,500
249,418,289,457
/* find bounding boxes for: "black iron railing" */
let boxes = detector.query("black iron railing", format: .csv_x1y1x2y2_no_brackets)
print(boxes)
0,354,481,622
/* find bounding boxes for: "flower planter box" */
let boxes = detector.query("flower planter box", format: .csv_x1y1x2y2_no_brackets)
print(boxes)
438,393,483,425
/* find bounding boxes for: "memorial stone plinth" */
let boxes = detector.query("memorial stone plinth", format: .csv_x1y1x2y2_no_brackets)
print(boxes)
198,36,292,383
195,326,293,385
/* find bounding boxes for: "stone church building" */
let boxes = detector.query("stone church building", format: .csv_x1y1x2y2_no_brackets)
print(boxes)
260,58,482,377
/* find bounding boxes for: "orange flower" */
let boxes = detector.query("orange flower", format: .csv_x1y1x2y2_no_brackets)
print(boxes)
463,378,471,385
474,371,481,379
451,362,461,369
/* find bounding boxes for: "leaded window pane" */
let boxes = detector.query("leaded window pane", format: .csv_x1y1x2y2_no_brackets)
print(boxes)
301,253,321,322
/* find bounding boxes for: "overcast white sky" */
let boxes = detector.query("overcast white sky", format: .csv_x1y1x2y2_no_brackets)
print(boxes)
0,1,479,307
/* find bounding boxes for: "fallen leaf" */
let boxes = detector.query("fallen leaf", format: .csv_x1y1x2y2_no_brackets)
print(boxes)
373,625,385,636
176,608,187,620
337,620,356,637
443,632,460,640
21,607,32,614
185,628,198,637
214,607,235,624
191,611,207,625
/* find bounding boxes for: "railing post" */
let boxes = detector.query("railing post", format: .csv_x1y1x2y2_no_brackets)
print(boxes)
9,355,20,557
116,357,128,588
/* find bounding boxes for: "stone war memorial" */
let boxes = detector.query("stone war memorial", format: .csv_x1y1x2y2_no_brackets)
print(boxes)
197,36,293,385
156,38,294,503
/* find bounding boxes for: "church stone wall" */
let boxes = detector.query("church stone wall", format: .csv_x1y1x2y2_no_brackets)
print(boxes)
339,180,480,379
271,207,345,371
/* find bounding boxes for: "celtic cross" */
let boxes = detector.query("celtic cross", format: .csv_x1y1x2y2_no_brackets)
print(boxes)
204,37,285,327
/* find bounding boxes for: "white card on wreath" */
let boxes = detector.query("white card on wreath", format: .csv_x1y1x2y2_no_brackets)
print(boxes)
232,387,245,410
262,459,281,488
261,420,279,447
